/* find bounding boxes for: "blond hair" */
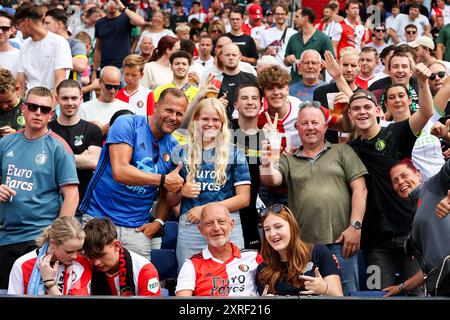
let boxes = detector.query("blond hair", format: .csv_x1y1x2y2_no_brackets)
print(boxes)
123,54,145,72
186,98,231,187
340,46,360,61
35,216,85,248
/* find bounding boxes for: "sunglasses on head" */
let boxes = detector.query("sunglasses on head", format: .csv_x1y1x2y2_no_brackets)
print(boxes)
103,83,121,91
259,203,291,218
429,71,446,80
25,102,52,114
406,30,417,35
0,26,11,32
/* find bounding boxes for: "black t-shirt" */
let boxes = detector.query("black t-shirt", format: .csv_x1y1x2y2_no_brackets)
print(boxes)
232,119,264,250
48,119,102,201
219,72,257,121
348,120,417,250
95,13,133,68
225,33,259,60
170,14,188,31
0,99,25,132
313,83,361,143
255,244,339,296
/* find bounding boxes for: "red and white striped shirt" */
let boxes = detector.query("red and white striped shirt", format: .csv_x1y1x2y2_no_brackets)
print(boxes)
104,251,160,296
176,243,263,296
116,85,155,117
8,250,92,295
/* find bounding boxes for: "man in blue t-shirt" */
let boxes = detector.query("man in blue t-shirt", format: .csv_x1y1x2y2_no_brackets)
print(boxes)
0,86,79,291
79,88,187,259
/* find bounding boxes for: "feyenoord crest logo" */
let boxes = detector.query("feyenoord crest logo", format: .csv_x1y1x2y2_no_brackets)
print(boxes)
35,153,48,165
238,264,249,272
375,139,386,151
137,101,144,108
163,153,171,162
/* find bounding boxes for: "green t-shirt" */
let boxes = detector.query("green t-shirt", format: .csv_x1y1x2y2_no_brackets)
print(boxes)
436,24,450,62
285,30,335,84
278,143,367,244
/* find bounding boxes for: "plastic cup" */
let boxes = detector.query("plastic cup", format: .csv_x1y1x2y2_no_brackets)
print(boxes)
266,131,283,161
206,76,222,99
331,101,343,116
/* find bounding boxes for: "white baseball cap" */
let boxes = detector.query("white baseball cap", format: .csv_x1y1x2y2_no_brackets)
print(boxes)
408,36,435,50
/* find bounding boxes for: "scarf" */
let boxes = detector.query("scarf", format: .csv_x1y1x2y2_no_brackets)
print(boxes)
91,246,135,296
27,242,49,296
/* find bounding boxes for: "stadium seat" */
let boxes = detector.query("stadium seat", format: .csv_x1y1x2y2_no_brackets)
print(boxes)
161,221,178,250
150,248,178,281
349,290,386,297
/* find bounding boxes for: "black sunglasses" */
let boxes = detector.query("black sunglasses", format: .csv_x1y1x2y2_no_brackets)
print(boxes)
103,83,121,91
406,30,417,35
374,29,385,32
25,102,52,114
0,26,11,32
259,203,291,218
429,71,447,81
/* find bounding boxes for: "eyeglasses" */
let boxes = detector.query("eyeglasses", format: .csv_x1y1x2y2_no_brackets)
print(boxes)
0,26,11,32
429,71,447,80
103,83,121,91
25,102,52,114
406,30,417,35
259,203,294,218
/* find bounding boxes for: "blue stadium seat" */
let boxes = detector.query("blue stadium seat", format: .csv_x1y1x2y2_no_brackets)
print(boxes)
150,248,178,281
160,288,169,297
161,221,178,250
349,290,386,297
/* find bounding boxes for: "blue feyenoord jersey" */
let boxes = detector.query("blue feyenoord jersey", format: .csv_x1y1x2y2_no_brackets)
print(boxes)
79,115,177,227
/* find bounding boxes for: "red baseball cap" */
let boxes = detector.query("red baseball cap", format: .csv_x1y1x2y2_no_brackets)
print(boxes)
248,4,263,20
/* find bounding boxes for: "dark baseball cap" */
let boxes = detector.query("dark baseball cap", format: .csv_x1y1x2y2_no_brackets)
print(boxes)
349,90,378,107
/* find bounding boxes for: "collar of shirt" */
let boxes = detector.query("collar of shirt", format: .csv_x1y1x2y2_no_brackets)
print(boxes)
294,141,331,161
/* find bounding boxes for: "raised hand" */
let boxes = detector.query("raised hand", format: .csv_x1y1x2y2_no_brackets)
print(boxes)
413,62,432,83
181,176,201,198
323,50,342,80
299,267,329,296
435,190,450,219
164,162,184,193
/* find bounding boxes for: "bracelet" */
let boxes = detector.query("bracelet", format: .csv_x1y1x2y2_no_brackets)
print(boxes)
44,282,56,290
44,279,53,283
322,282,329,296
398,282,407,294
154,218,165,227
159,174,165,189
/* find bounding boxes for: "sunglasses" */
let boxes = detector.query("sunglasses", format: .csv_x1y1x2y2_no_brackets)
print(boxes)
25,102,52,114
429,71,446,80
406,30,417,35
299,101,322,110
259,203,291,218
103,83,121,91
374,29,385,32
0,26,11,32
211,29,222,33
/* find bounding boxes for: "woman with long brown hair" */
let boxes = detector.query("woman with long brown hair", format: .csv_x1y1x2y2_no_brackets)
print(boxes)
256,204,343,296
140,35,180,90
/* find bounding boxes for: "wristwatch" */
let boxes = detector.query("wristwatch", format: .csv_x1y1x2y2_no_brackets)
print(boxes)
45,281,56,290
350,220,362,230
154,218,165,227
